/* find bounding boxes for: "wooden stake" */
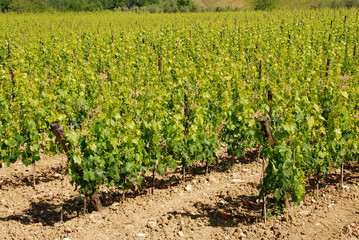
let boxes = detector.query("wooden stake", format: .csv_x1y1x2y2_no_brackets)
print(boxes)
133,88,137,101
268,89,273,120
183,85,190,182
84,197,87,214
32,160,36,189
152,159,158,194
184,85,190,139
325,58,331,77
288,34,291,47
205,161,209,175
316,177,319,199
158,54,162,72
7,40,11,59
60,155,64,223
340,163,344,187
354,43,357,58
10,68,15,102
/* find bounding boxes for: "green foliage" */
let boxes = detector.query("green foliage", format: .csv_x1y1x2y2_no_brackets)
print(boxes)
0,10,358,212
0,0,11,12
253,0,276,10
0,0,199,12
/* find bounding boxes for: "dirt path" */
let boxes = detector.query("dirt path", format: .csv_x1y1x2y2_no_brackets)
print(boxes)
0,153,358,240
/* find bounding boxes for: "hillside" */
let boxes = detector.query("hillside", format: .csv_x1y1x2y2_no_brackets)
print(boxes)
196,0,250,9
195,0,358,10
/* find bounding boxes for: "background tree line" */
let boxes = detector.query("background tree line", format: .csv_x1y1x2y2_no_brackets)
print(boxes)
1,0,358,15
0,0,199,12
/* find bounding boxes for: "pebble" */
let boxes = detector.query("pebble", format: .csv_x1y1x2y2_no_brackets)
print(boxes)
299,210,310,216
239,232,246,237
147,221,157,229
207,176,218,183
232,179,245,183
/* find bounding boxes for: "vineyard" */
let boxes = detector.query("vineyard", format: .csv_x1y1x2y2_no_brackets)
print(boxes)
0,9,359,239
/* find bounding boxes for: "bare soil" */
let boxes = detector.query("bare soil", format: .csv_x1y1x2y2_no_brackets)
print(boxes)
0,151,358,240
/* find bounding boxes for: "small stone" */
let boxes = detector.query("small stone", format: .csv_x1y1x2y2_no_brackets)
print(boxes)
147,221,157,229
197,222,205,227
25,216,34,222
232,179,245,183
299,210,310,216
64,227,72,233
177,231,185,237
219,198,227,205
207,176,218,183
185,185,192,191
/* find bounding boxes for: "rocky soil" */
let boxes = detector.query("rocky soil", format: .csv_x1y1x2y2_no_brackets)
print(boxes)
0,152,358,240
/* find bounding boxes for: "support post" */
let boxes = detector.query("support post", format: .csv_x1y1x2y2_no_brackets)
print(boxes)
183,85,190,182
354,43,357,58
325,58,331,77
158,54,162,72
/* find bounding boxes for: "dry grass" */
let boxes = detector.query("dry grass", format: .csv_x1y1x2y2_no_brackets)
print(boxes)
195,0,347,10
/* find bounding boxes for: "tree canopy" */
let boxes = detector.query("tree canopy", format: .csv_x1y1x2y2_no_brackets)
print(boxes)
0,0,197,12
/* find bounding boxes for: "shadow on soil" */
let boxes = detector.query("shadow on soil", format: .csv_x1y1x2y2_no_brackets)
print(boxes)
99,148,260,207
169,194,262,227
0,197,81,226
2,165,66,188
0,148,262,226
306,161,359,194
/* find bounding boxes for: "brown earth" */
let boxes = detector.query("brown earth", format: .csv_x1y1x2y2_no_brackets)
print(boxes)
0,151,358,240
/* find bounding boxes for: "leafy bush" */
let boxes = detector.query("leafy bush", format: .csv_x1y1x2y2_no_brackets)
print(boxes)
253,0,276,11
0,0,11,12
344,0,359,8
